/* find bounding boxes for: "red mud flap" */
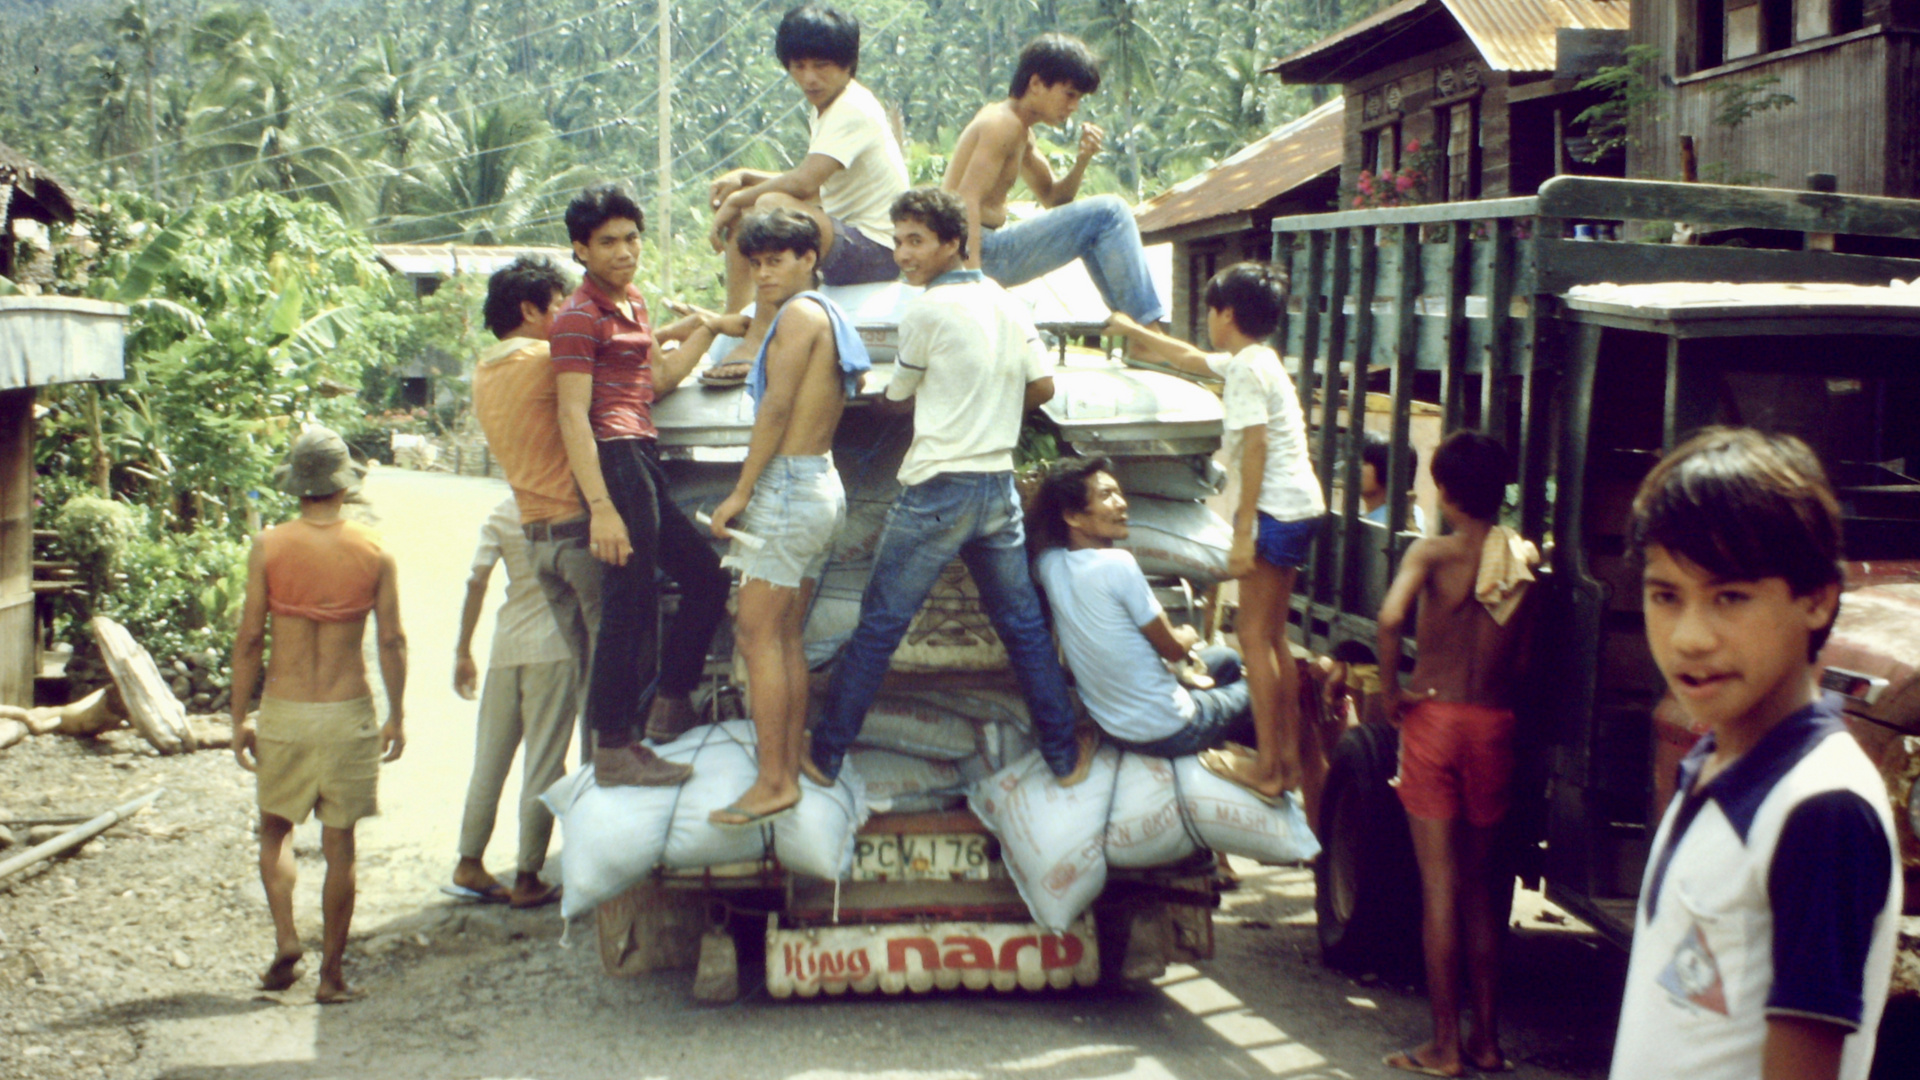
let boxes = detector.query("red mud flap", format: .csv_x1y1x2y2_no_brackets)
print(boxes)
765,915,1099,997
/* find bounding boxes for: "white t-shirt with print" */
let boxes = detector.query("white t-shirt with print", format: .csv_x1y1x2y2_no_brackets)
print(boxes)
809,79,909,249
1205,343,1324,523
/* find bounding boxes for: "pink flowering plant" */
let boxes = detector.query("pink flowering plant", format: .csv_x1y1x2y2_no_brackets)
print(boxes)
1349,138,1440,209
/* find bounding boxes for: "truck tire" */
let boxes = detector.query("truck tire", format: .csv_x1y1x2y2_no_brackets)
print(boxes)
1315,723,1422,976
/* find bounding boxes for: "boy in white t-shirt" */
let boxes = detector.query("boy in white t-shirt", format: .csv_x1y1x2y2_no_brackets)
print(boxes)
1611,428,1898,1080
1105,264,1325,806
706,4,909,369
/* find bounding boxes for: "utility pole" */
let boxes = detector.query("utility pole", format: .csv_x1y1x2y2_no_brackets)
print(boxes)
658,0,673,293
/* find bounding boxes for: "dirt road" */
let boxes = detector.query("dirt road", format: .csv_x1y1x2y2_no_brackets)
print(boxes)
1,467,1636,1080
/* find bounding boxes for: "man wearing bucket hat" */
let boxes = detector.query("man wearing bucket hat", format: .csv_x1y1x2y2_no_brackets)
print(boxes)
231,426,407,1005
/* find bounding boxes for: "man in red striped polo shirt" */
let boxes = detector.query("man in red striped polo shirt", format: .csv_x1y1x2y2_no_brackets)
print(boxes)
552,184,729,787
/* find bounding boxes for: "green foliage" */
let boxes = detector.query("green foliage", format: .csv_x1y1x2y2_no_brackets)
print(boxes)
83,527,250,676
1711,75,1795,130
54,495,141,605
1572,44,1665,164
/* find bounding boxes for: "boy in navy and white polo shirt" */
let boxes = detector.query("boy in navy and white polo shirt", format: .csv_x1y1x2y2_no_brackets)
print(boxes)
1611,428,1899,1080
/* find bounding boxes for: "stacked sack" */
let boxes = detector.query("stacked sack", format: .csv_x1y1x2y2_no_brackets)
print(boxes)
970,746,1321,932
539,720,868,919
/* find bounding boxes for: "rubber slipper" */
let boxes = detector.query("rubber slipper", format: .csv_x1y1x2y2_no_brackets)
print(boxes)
1198,747,1286,807
699,362,751,387
440,882,510,904
1472,1058,1517,1074
510,882,563,909
315,987,367,1006
710,795,798,826
1383,1049,1464,1078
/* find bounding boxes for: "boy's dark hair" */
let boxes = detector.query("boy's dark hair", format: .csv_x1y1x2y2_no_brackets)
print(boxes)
1009,34,1101,98
483,256,569,340
890,187,969,257
735,208,822,263
775,4,860,75
1027,455,1116,554
564,183,644,247
1360,430,1418,488
1430,430,1509,522
1203,262,1288,340
1630,427,1843,658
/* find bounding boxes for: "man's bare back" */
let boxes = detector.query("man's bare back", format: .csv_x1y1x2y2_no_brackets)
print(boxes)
1402,526,1531,708
944,101,1030,228
261,615,376,702
768,296,849,456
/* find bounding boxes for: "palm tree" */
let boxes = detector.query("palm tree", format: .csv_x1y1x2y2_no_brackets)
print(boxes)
109,2,170,201
1080,0,1161,196
377,99,590,244
183,6,368,220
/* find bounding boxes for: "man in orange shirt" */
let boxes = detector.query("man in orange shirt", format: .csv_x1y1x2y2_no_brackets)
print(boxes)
231,427,406,1005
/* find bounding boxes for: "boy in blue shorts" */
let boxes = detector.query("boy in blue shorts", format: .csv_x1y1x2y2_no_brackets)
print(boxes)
1612,428,1899,1080
1105,264,1325,804
707,209,869,826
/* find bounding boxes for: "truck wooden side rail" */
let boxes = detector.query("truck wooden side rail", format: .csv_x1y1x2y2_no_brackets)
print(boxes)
1265,176,1920,986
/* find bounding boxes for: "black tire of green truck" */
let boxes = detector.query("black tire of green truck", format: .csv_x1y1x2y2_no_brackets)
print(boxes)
1315,723,1423,977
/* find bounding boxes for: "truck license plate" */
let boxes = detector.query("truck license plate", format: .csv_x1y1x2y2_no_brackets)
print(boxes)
851,834,992,881
767,915,1099,996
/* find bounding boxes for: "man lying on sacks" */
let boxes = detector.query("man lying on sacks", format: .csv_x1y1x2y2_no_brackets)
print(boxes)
1027,456,1262,774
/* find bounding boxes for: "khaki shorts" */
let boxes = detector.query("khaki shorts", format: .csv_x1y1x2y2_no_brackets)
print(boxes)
256,696,381,829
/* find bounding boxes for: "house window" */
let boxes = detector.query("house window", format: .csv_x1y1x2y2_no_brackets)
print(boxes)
1436,102,1479,202
1362,122,1401,178
1707,0,1860,66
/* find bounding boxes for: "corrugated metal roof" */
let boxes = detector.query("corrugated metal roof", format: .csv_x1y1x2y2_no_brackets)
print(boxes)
0,140,76,222
1134,98,1345,239
1272,0,1629,79
373,244,574,278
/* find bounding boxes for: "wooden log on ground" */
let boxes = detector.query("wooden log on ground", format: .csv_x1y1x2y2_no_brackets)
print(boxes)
89,617,197,754
0,789,163,883
55,687,123,737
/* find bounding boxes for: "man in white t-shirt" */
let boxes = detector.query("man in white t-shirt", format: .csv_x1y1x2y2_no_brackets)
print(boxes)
804,188,1091,788
707,4,909,368
1028,457,1255,756
448,496,576,909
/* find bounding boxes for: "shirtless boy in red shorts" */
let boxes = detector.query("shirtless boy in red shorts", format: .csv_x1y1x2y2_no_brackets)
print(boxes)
1376,431,1537,1077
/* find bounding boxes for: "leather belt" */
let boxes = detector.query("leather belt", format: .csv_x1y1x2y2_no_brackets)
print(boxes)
522,518,590,542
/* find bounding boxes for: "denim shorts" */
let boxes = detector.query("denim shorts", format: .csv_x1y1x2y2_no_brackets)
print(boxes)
725,454,845,589
1256,512,1320,570
821,216,900,287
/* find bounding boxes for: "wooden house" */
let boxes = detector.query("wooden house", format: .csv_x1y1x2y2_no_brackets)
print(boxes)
0,145,127,707
1627,1,1920,197
1271,0,1632,204
1134,99,1345,345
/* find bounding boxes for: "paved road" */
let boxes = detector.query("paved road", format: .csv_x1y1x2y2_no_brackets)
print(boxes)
157,466,1627,1080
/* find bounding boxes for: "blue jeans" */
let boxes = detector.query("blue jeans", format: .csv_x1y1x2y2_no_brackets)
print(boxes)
811,472,1079,779
980,195,1167,324
1112,646,1253,759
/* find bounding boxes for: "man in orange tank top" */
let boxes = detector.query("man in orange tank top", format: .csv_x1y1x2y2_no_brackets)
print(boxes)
231,427,407,1005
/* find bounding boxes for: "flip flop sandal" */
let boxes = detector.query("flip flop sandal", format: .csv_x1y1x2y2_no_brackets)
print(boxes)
440,882,511,904
708,800,800,830
1198,747,1285,807
699,362,752,387
510,882,563,909
1382,1050,1464,1078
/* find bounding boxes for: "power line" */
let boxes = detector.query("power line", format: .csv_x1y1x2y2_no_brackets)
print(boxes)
170,0,785,217
149,24,663,194
82,0,642,174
